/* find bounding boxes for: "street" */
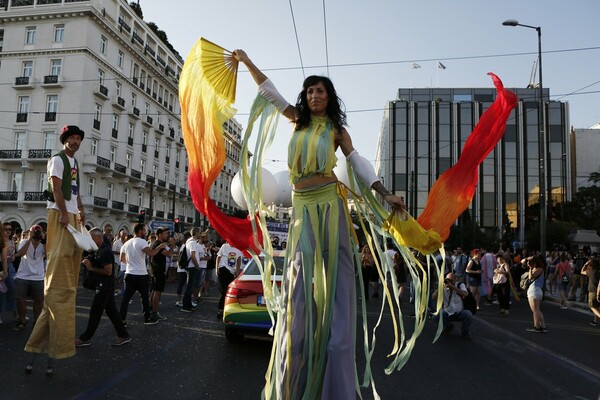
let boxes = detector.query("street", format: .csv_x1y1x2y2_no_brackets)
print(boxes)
1,280,599,400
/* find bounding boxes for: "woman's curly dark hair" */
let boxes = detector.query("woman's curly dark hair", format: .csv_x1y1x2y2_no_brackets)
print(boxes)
294,75,346,132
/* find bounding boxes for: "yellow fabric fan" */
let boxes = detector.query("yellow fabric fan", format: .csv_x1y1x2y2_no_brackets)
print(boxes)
199,38,238,103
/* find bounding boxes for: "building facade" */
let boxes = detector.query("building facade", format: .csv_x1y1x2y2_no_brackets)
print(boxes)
571,124,600,189
0,0,245,234
376,86,572,245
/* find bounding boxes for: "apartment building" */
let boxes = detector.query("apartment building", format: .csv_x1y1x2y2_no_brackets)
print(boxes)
0,0,245,234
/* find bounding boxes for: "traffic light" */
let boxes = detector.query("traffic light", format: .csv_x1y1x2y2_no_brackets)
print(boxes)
174,217,180,232
138,209,146,223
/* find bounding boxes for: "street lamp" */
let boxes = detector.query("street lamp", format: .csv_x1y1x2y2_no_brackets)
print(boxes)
502,19,547,257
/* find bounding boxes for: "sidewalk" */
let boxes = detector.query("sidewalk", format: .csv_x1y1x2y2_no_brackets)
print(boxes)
543,290,590,312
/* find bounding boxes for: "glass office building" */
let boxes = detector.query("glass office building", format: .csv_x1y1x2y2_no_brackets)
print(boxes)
376,87,571,243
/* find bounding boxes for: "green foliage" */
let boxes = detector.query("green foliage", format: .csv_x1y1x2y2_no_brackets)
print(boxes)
129,1,143,19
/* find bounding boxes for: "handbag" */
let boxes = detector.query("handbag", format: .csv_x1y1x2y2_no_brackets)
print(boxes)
519,272,531,290
493,273,507,285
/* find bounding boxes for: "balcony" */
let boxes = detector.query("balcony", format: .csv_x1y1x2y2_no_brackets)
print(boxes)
144,45,155,57
146,87,151,95
139,82,145,90
132,76,138,85
169,128,175,138
179,188,186,195
158,124,165,133
28,149,51,159
179,138,184,145
0,150,22,159
142,116,153,127
132,31,144,47
93,196,108,208
157,179,166,188
157,56,166,67
45,112,56,122
112,129,118,139
169,183,176,191
111,200,124,211
93,119,101,130
165,66,174,76
41,75,63,88
118,17,131,33
167,212,174,220
112,96,126,110
16,113,28,123
175,161,180,169
128,204,139,213
94,85,109,100
158,97,163,104
130,169,142,179
0,192,18,201
186,217,194,224
141,144,147,153
154,150,159,158
128,106,140,119
169,105,173,112
156,210,164,218
13,76,34,89
165,156,170,164
114,163,126,174
127,137,133,146
152,92,157,100
146,175,155,184
96,156,111,169
163,100,168,108
24,191,45,202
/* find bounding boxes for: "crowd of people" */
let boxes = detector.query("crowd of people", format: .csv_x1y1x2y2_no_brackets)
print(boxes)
359,244,600,336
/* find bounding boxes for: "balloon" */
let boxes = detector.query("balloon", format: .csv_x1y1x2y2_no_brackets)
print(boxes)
333,158,352,189
273,170,292,207
231,172,248,210
261,168,278,206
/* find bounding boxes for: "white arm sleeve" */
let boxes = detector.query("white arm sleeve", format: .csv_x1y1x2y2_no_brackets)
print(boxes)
346,149,379,188
258,79,290,114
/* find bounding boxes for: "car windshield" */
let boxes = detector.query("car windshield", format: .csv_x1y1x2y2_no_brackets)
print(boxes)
243,256,285,276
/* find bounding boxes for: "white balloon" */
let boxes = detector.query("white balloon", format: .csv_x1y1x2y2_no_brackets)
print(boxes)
333,159,352,189
273,170,292,207
261,168,278,206
230,172,248,210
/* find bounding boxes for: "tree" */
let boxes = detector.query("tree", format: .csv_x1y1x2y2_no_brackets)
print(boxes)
129,1,143,19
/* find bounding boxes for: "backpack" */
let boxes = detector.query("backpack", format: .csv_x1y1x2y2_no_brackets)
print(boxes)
461,283,477,315
177,243,189,268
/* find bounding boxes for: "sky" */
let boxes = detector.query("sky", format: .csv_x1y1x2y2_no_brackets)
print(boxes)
139,0,600,174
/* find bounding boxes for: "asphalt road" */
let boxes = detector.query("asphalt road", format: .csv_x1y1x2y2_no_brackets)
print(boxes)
1,280,599,400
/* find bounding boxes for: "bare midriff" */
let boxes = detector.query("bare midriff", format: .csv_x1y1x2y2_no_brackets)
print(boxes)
292,173,338,190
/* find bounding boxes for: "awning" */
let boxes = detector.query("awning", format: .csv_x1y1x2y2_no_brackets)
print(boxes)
567,230,600,245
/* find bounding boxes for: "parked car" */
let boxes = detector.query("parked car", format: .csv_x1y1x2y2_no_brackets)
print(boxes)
223,251,285,343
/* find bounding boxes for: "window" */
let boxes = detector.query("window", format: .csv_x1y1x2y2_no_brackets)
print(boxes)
115,81,122,97
128,123,134,139
46,95,58,113
154,137,160,150
11,172,23,192
131,93,137,107
142,131,148,145
138,192,144,207
100,35,107,55
117,50,124,68
15,131,26,150
132,64,139,82
94,103,102,121
25,27,36,45
126,152,132,168
98,69,104,85
88,178,96,197
22,61,33,77
39,172,48,192
156,111,161,125
176,149,180,162
165,145,170,158
153,164,158,178
53,24,64,43
107,183,113,200
110,146,116,162
144,102,150,115
164,169,169,182
140,159,146,174
50,59,62,76
18,96,30,113
124,187,129,205
43,131,55,149
112,114,119,130
90,138,98,155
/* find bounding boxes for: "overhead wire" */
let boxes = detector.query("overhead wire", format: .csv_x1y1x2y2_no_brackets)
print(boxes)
322,0,330,77
288,0,306,79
